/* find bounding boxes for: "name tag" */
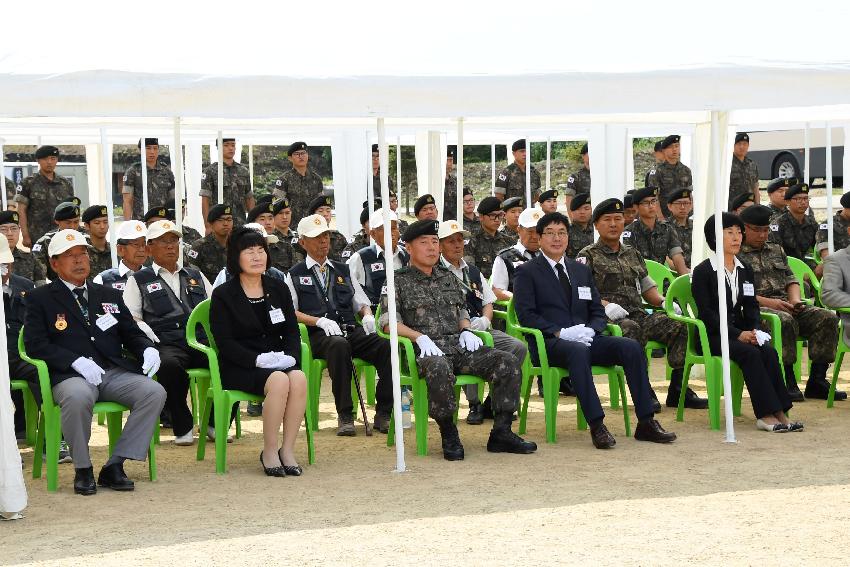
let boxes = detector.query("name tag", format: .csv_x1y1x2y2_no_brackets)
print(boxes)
269,308,285,324
370,262,385,272
635,278,642,294
577,286,592,300
101,302,120,314
95,313,118,331
622,231,631,238
743,282,755,296
769,224,778,232
298,276,312,285
512,261,524,268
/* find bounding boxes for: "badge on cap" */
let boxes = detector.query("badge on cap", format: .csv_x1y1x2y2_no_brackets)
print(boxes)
224,207,231,214
314,218,321,225
65,233,75,241
135,224,143,232
55,314,67,331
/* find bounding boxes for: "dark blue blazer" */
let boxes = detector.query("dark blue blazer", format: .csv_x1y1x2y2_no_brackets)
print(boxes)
513,253,607,337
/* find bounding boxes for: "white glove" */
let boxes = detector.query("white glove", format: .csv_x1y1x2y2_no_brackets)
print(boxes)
755,330,771,347
469,316,491,331
604,302,629,322
459,329,484,352
672,302,683,316
361,314,376,335
415,334,444,358
141,347,161,378
316,317,343,336
256,352,280,369
72,357,105,386
576,326,596,345
559,324,592,345
273,352,297,371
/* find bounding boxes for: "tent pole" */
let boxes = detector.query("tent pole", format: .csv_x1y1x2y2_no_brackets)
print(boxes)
827,123,834,255
378,118,406,473
100,128,118,270
216,131,224,205
456,118,464,220
173,117,185,265
804,123,811,185
545,136,551,192
248,144,255,196
0,138,6,210
140,136,149,214
524,136,531,205
491,143,496,196
396,137,402,215
366,138,374,211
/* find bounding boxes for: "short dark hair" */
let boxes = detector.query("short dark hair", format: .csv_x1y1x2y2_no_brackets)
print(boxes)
226,226,271,276
535,211,570,235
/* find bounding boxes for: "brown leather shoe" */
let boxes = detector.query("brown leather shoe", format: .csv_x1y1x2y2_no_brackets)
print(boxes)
336,417,356,436
634,419,677,443
590,423,616,449
372,412,390,434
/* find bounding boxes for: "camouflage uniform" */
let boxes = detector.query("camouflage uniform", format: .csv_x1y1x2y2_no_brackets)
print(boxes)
728,156,759,209
187,234,227,283
272,168,324,227
564,167,591,197
815,212,850,255
494,163,541,202
566,222,594,258
645,161,692,217
269,228,304,273
200,162,253,225
739,241,838,365
122,161,176,220
13,172,75,244
577,241,687,369
466,230,515,279
500,225,519,246
623,218,684,265
378,264,521,421
341,230,370,261
4,178,15,204
372,173,395,195
328,230,348,263
769,209,819,266
443,174,458,220
767,203,785,217
87,242,113,277
31,229,60,284
181,225,203,248
463,215,480,236
11,248,36,282
667,217,693,266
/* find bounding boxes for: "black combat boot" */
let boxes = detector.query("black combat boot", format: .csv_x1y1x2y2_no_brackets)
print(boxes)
666,368,708,409
805,362,846,400
784,364,804,402
487,413,537,454
437,419,464,461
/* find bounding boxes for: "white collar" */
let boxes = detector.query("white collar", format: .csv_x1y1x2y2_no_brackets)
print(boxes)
152,261,182,276
543,253,566,272
374,244,401,258
306,255,331,271
118,261,134,277
440,255,468,271
707,255,744,272
60,278,86,292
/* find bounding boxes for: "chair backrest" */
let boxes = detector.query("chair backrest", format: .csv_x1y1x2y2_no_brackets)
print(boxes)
645,259,675,296
186,299,217,352
17,327,55,408
786,256,821,303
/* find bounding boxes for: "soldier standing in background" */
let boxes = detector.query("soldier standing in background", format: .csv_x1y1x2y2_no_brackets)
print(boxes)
272,142,324,227
15,145,75,248
466,197,515,279
122,138,176,221
443,146,458,220
0,211,35,281
371,143,396,195
566,193,594,258
82,205,113,277
728,132,760,208
645,135,692,218
200,137,254,228
495,139,541,203
188,204,232,282
564,142,591,211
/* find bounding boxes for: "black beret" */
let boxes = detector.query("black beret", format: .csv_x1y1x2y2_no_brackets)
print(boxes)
739,204,773,226
476,196,502,215
138,138,158,148
570,192,591,211
272,198,291,214
402,219,439,242
784,183,809,201
654,141,663,152
840,192,850,209
735,132,750,144
0,210,19,225
580,143,588,155
704,212,745,252
537,189,558,203
371,144,379,154
592,198,624,223
633,186,659,204
247,202,275,223
729,192,755,211
143,206,169,223
54,201,80,221
256,194,273,207
82,205,108,223
362,199,382,209
307,195,333,214
767,177,797,193
666,187,693,203
35,145,59,159
535,211,570,235
447,145,457,159
623,194,634,208
165,208,177,221
207,204,232,223
660,135,680,150
501,197,523,211
359,207,370,225
462,187,473,197
511,139,527,153
414,194,436,216
215,137,235,147
288,141,307,156
62,197,81,207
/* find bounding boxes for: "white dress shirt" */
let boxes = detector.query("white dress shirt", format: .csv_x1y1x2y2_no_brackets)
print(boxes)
707,255,744,307
441,255,497,306
92,260,133,285
491,242,536,291
285,255,369,314
347,244,406,308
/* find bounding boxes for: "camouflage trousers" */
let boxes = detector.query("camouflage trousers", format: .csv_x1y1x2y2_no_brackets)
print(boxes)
617,311,687,369
416,342,521,421
760,305,838,365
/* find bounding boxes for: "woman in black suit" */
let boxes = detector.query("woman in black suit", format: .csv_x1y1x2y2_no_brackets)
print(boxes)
691,213,800,432
210,226,308,476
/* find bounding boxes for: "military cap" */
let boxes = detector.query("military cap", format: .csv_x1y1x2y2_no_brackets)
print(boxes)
401,219,439,242
462,187,473,197
54,201,80,221
738,204,773,226
307,195,333,215
501,196,524,211
256,193,273,207
735,132,750,144
371,143,379,154
48,229,87,257
359,206,371,225
704,212,745,252
272,198,291,214
81,205,108,223
632,186,659,204
138,138,158,148
840,192,850,209
623,194,634,208
537,189,558,203
729,192,755,211
143,206,169,223
447,145,457,160
592,198,625,223
653,141,663,152
35,145,60,160
215,137,235,147
518,208,543,228
413,194,436,216
362,199,382,209
660,135,680,150
511,139,527,153
64,196,82,207
784,183,809,201
247,202,275,223
580,143,588,155
287,141,308,156
207,204,232,223
767,177,797,193
0,210,19,225
476,196,502,215
165,208,177,221
666,187,693,203
570,192,591,211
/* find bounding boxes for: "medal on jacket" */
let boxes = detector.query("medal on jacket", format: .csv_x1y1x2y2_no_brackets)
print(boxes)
55,314,67,331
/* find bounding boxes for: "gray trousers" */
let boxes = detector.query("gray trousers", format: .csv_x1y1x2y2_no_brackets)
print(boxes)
465,329,528,404
52,367,166,469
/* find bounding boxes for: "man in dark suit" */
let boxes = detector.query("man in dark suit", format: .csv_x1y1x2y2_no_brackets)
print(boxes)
23,229,165,495
513,212,676,449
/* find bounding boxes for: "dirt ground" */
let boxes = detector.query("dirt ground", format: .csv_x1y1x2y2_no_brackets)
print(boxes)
5,357,850,566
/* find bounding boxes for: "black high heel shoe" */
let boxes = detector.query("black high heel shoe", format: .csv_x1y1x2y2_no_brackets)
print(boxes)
260,451,286,477
278,448,303,476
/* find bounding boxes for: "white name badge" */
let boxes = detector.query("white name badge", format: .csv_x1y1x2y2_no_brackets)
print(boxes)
577,286,592,300
370,262,385,272
269,308,285,324
743,282,755,297
95,313,118,331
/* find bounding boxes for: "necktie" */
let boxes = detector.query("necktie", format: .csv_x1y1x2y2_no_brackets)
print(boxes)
555,263,572,305
314,265,329,293
73,287,89,322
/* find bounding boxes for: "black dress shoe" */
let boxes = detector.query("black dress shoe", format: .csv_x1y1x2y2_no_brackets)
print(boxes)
805,377,847,400
260,452,286,477
786,379,805,402
97,463,135,491
634,420,677,443
537,377,545,397
486,428,537,454
466,403,484,425
590,424,616,449
74,466,97,496
559,377,575,396
666,387,709,409
277,449,302,476
650,389,662,413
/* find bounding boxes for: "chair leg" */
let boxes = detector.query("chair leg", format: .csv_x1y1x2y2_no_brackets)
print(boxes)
518,361,533,436
795,341,803,384
387,412,396,447
676,363,692,423
618,370,631,437
235,404,242,439
304,411,316,465
97,412,105,426
452,385,461,425
731,365,744,417
196,393,213,461
310,364,321,431
707,360,721,431
365,367,376,406
544,370,559,443
23,389,37,447
148,424,158,482
45,409,60,492
189,376,199,427
106,412,123,456
32,411,45,480
214,394,229,474
413,382,429,456
828,350,846,408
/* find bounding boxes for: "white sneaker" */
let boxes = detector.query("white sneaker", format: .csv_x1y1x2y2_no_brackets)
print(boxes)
174,430,195,446
206,425,233,443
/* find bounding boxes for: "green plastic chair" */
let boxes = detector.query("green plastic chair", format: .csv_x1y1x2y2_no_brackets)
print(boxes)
18,329,157,492
10,379,37,446
787,256,822,306
186,299,315,474
826,308,850,408
642,259,677,383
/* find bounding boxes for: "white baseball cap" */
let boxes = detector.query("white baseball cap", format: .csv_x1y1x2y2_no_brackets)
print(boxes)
0,232,12,264
48,229,88,257
116,220,147,242
368,208,398,230
437,219,470,240
244,222,279,244
146,220,182,242
297,214,331,238
518,208,544,228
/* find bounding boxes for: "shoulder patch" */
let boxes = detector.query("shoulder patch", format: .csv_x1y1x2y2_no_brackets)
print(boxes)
187,249,198,258
819,223,828,230
769,224,779,232
201,173,207,180
31,244,41,252
575,256,587,265
622,231,632,238
498,173,507,182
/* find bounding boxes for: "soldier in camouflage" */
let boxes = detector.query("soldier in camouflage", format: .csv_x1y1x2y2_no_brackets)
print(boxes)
816,191,850,262
413,193,439,221
379,219,535,460
442,146,460,221
739,204,843,401
665,187,694,266
14,145,76,248
769,182,821,275
730,192,755,215
371,143,396,195
623,192,636,226
765,176,795,217
200,137,254,228
271,141,324,227
566,193,594,258
494,139,541,203
32,200,82,285
564,142,591,210
122,138,176,221
623,187,689,275
81,205,113,277
465,196,515,279
0,211,35,281
188,204,232,282
387,191,409,236
269,198,304,272
537,189,559,214
728,132,760,209
578,198,707,410
461,188,479,236
500,196,523,246
306,195,347,262
645,135,692,218
4,177,16,207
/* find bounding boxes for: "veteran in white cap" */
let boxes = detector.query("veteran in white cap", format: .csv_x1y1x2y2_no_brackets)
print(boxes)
346,208,409,311
93,220,148,290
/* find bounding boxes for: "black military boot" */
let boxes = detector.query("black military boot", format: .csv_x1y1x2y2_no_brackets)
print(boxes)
784,364,804,402
437,419,464,461
466,403,484,425
666,368,708,409
805,362,846,400
487,413,537,454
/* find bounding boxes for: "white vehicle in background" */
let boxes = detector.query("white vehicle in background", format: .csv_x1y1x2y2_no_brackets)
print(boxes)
747,129,845,187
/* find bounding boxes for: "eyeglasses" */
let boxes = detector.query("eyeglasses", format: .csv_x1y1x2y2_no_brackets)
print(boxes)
541,230,569,239
485,213,504,221
0,225,20,234
292,151,308,158
638,199,659,207
669,200,691,207
744,224,770,234
790,196,809,203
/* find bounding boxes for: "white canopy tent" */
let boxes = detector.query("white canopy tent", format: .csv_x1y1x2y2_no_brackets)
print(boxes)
3,0,850,510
